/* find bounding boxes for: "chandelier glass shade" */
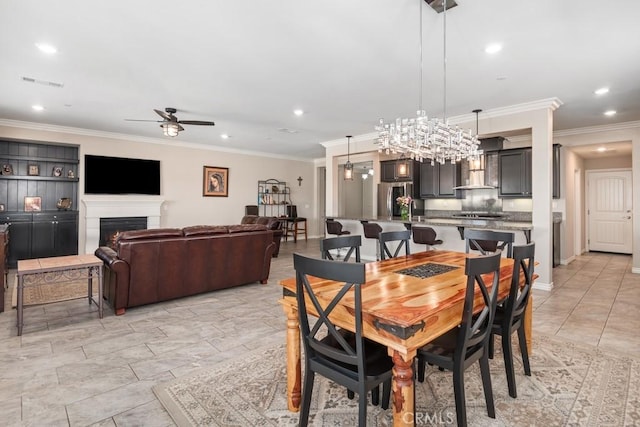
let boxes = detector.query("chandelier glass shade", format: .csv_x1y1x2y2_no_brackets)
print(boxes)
375,0,482,165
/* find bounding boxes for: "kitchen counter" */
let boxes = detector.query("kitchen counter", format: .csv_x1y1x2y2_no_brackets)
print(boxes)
331,216,532,232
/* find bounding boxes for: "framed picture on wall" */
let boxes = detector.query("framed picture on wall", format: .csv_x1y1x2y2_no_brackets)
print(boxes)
28,164,40,176
24,196,42,212
203,166,229,197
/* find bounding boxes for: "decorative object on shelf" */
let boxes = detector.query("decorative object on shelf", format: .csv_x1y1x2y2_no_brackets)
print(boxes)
271,185,279,193
344,135,353,180
397,195,412,220
24,196,42,212
67,169,75,178
0,204,4,212
52,166,63,177
203,165,229,197
297,176,303,186
28,164,40,176
1,164,13,176
56,197,72,210
375,0,481,165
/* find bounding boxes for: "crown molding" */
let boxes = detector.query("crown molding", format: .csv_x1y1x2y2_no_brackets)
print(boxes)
0,119,315,163
450,98,563,124
553,120,640,137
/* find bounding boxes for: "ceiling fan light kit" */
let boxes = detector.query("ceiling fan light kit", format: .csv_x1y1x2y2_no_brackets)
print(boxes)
126,107,215,137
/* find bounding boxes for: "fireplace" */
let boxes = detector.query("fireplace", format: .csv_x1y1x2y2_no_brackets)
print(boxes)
100,217,147,249
82,196,164,254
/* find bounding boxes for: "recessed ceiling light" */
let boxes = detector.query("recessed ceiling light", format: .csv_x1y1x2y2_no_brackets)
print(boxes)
596,147,607,152
485,43,502,54
293,109,304,116
221,134,229,139
31,105,45,111
603,110,616,116
35,43,57,54
594,87,609,95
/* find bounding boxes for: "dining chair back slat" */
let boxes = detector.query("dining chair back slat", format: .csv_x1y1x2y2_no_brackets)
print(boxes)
379,230,411,260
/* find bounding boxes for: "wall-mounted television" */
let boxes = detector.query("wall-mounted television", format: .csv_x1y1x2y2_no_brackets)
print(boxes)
84,155,160,195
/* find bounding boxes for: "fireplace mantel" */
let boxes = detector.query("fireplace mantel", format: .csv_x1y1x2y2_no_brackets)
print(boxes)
83,196,164,254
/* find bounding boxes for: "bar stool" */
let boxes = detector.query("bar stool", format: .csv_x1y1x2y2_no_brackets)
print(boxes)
412,226,443,251
362,221,383,261
285,205,307,242
326,219,349,258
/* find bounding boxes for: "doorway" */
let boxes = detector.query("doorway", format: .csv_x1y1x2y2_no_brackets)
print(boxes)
586,169,633,253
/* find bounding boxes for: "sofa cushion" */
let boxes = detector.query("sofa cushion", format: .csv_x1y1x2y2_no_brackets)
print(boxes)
117,229,183,242
229,224,268,233
241,215,259,224
182,225,229,236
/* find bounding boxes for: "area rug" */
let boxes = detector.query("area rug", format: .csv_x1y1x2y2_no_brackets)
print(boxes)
153,334,640,426
10,278,93,308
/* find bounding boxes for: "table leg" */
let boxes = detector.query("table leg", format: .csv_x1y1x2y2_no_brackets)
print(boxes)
282,302,301,411
17,275,24,336
97,266,103,319
391,350,415,427
524,293,533,354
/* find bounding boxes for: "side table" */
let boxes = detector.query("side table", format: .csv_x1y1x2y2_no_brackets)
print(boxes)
16,254,104,336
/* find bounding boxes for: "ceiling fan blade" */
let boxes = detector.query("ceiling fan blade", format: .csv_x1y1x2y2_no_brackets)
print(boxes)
154,109,173,121
177,123,185,132
178,120,216,126
125,119,162,122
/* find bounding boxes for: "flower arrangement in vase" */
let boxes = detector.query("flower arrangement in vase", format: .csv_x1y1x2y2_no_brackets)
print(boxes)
396,195,412,220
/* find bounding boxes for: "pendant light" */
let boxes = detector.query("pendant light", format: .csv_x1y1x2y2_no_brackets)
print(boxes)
344,135,353,180
469,109,484,171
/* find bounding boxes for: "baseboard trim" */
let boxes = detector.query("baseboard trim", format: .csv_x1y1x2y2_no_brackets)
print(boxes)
561,255,575,265
632,267,640,274
533,281,554,291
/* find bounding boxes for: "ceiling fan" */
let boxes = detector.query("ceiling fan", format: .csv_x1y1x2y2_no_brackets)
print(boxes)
126,107,215,137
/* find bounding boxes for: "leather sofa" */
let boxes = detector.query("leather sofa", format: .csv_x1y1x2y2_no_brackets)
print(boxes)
95,224,275,315
240,215,283,257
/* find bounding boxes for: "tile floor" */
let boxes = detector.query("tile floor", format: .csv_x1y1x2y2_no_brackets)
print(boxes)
0,239,636,426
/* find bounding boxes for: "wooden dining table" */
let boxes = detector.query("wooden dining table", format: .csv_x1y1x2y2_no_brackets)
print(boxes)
279,250,532,427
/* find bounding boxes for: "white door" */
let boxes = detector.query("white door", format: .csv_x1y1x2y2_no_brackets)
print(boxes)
587,169,633,253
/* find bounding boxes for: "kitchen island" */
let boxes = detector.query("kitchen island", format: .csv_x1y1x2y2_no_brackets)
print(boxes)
326,215,534,261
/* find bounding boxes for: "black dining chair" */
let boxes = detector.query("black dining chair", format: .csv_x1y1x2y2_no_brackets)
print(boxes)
412,226,443,251
464,228,515,258
379,230,411,260
416,251,502,427
293,253,392,426
285,205,307,242
489,242,535,398
320,235,362,263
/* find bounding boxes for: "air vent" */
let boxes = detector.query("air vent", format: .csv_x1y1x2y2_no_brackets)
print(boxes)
21,76,64,88
277,128,298,134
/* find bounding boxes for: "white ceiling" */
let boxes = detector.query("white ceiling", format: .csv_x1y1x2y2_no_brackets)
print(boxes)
1,0,639,160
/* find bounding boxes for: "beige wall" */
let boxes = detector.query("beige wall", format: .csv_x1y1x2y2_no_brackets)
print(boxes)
584,155,632,170
0,124,317,254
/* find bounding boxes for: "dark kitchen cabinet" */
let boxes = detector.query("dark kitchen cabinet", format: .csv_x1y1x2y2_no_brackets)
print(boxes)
553,144,561,199
380,159,420,183
419,161,462,198
499,148,532,198
31,212,79,259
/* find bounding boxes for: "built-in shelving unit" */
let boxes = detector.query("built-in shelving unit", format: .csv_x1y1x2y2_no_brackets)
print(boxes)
0,138,79,267
257,178,290,217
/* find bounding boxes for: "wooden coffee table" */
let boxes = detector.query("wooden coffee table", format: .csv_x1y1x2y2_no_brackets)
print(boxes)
16,254,104,336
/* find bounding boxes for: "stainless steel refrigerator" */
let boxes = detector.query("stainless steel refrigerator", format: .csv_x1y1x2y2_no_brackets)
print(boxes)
377,182,413,219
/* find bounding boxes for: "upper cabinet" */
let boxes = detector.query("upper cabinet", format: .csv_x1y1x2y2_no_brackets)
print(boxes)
498,148,532,198
498,145,560,199
380,159,420,183
419,161,462,199
553,144,561,199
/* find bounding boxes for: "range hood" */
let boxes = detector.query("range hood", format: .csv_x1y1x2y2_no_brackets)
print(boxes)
453,137,505,190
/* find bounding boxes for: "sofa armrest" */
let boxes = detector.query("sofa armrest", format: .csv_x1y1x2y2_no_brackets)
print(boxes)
95,246,130,315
